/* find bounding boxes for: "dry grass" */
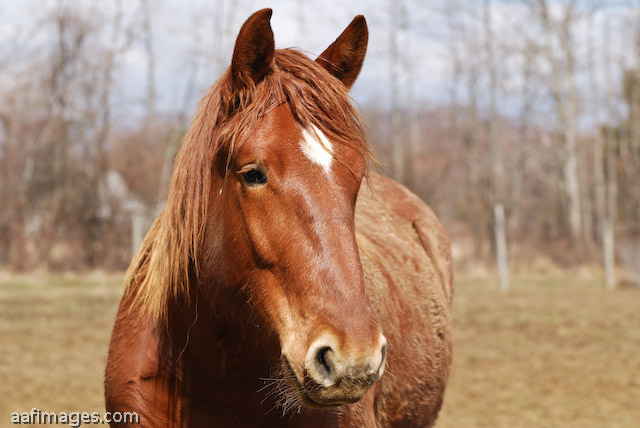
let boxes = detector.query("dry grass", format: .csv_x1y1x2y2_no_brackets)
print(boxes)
0,271,638,427
0,272,122,422
438,275,640,428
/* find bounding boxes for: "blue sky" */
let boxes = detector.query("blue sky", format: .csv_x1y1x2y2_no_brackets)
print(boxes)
0,0,455,118
1,0,638,129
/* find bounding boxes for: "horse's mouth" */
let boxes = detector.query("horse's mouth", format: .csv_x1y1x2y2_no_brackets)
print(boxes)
281,357,345,408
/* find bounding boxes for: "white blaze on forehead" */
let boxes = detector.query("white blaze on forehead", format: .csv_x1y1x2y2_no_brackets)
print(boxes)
300,125,333,173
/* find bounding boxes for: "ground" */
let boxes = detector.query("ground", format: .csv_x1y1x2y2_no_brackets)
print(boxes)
0,271,638,427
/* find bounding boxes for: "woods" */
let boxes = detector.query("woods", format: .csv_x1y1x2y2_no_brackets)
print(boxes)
0,0,639,285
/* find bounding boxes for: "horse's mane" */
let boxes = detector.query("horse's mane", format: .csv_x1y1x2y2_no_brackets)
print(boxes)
124,49,375,322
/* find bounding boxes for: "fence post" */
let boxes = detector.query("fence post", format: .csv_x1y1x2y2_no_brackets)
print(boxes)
603,218,615,290
494,203,510,292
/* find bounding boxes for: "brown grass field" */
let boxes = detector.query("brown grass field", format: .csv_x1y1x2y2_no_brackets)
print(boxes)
0,271,638,427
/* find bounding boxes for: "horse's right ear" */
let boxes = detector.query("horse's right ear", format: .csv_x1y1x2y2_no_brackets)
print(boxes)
231,9,275,87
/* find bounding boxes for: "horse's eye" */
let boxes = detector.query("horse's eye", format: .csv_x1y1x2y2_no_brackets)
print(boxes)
242,169,267,186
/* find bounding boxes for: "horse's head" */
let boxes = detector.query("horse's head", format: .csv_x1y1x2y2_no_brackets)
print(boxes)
199,9,386,407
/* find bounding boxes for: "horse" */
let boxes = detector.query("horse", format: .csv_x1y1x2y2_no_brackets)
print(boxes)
105,9,453,427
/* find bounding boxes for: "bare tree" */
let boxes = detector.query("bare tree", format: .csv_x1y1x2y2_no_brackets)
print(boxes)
483,0,510,290
603,15,618,289
389,0,407,183
531,0,584,247
586,6,611,286
445,0,490,259
141,0,157,126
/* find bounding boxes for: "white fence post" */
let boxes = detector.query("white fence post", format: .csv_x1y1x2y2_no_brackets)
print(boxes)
603,218,615,290
494,203,510,292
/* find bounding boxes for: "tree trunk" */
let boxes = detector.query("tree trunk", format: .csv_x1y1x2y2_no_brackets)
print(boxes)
604,129,617,290
389,0,405,183
537,0,583,246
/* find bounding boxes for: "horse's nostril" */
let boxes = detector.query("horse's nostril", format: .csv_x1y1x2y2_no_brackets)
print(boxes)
316,346,332,376
377,342,388,375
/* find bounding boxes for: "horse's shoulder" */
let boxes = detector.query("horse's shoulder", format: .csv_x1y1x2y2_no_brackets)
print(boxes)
105,301,166,407
356,173,453,305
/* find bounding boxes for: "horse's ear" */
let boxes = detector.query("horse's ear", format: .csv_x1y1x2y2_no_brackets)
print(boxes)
231,9,275,87
316,15,368,89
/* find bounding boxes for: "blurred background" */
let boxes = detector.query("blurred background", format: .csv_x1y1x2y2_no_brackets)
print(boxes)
1,0,639,427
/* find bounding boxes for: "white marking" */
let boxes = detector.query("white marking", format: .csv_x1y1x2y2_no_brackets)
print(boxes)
300,125,333,173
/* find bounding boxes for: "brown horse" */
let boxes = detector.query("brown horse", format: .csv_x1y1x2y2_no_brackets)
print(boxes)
105,9,453,428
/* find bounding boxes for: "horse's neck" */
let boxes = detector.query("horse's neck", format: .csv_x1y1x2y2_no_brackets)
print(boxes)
159,278,279,401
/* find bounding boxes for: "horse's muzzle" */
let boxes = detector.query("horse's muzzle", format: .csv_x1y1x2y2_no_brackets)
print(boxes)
284,333,387,406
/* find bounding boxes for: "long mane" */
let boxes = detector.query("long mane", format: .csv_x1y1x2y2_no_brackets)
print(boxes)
124,49,375,322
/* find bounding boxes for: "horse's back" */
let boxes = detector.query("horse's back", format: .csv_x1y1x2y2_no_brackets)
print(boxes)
355,173,453,427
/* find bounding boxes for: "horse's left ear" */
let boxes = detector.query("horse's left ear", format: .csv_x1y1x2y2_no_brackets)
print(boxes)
316,15,368,89
231,8,275,87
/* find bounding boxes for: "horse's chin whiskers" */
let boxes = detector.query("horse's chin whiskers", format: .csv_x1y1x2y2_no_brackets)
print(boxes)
259,364,303,417
384,367,397,379
257,379,279,394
